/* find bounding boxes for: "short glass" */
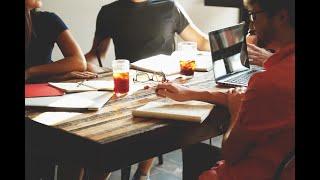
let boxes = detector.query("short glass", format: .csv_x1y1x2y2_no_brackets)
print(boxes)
177,41,197,77
112,59,130,97
180,60,196,76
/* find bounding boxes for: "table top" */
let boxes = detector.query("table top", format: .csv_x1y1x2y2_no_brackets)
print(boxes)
25,71,230,171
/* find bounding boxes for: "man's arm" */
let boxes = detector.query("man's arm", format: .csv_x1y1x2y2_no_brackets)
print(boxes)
85,37,111,73
179,25,210,51
173,1,210,51
155,83,228,106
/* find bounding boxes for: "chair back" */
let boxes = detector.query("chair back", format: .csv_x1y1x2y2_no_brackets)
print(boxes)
273,150,295,180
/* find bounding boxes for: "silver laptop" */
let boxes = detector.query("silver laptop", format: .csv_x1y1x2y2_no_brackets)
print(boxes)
209,22,263,87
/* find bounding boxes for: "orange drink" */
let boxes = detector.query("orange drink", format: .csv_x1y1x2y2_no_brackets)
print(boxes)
177,41,197,78
180,60,196,76
112,60,130,97
113,72,129,94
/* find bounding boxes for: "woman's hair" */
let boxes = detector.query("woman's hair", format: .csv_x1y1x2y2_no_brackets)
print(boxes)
244,0,295,27
25,7,32,48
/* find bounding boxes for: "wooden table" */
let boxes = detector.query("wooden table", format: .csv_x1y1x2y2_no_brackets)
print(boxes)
25,71,230,174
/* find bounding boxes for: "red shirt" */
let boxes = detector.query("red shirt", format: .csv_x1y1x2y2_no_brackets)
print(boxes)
199,44,295,180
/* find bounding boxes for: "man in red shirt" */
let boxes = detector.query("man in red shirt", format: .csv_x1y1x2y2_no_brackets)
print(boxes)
155,0,295,179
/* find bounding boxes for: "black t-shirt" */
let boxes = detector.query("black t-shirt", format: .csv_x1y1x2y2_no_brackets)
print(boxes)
95,0,189,62
25,11,68,69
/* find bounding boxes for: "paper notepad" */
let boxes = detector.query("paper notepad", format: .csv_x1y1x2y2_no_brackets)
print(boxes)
132,100,215,123
49,80,114,93
25,91,113,110
131,54,180,75
131,52,213,76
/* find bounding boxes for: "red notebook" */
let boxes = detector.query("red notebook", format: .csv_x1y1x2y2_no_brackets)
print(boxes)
25,83,65,98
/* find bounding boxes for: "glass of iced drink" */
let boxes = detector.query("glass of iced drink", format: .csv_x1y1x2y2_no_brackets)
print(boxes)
177,41,197,78
112,59,130,97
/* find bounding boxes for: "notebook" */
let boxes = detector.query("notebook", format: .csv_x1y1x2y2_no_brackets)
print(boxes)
49,80,114,93
130,53,213,76
25,91,113,110
132,100,215,123
25,83,65,98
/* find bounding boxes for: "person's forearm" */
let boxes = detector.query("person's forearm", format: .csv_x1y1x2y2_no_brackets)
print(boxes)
26,56,86,79
85,50,98,64
188,89,228,106
197,36,210,51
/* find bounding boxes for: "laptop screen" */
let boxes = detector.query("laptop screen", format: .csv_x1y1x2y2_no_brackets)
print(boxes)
209,22,250,80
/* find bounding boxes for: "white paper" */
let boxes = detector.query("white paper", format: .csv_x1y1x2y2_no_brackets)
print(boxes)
131,54,180,75
49,80,114,93
32,112,82,126
25,91,113,110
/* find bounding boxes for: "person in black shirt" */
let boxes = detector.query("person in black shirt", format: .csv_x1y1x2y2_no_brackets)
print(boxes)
85,0,210,73
25,0,97,83
85,1,210,179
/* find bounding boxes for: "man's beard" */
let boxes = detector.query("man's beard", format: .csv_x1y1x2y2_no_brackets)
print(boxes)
257,26,275,48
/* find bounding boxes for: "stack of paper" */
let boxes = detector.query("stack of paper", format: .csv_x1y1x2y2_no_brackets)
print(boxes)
131,54,180,75
49,80,114,93
130,52,213,76
132,100,215,123
25,91,113,110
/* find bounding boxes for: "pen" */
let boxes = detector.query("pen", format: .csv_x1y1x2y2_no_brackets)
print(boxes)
76,79,87,87
76,80,98,90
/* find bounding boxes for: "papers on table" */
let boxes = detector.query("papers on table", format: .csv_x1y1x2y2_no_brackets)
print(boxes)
25,91,113,110
131,52,213,76
32,112,82,126
49,80,114,93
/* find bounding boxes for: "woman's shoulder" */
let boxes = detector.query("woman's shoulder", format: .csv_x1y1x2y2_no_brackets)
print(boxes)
32,11,68,36
32,11,61,21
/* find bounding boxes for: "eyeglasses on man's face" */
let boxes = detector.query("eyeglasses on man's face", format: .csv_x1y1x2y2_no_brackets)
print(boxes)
133,71,167,83
248,10,265,22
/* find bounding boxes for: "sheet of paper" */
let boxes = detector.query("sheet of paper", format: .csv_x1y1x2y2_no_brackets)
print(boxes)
83,80,114,91
32,112,82,126
131,54,180,75
25,91,113,110
49,82,95,92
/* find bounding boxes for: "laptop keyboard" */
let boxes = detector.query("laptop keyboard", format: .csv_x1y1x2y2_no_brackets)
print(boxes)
224,71,256,85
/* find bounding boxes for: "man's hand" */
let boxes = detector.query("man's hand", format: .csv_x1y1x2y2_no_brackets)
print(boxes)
227,87,246,117
62,71,98,80
247,43,273,66
155,82,194,102
223,87,246,140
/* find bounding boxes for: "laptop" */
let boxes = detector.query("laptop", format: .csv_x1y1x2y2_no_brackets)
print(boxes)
208,22,264,87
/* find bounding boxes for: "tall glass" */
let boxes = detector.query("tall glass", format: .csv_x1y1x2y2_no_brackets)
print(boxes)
177,41,197,78
112,60,130,97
